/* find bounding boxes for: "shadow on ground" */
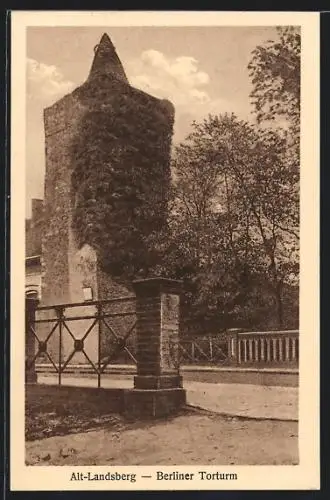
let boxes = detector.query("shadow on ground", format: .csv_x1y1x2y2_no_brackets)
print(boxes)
25,383,193,441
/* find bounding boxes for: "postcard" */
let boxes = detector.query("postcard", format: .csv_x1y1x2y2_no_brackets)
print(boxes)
10,10,319,491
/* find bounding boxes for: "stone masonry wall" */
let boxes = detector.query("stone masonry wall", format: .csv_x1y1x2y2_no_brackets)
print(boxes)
42,92,86,307
42,92,87,360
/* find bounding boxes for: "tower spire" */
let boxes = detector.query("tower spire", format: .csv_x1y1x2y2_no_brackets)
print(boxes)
88,33,128,83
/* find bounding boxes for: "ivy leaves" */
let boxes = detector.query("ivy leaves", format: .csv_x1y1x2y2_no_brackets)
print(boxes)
70,80,174,280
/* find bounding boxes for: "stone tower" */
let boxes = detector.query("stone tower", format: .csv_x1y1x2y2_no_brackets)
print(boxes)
41,33,175,309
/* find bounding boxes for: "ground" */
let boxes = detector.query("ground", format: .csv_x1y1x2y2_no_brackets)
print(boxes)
37,373,299,420
25,383,298,466
26,412,298,466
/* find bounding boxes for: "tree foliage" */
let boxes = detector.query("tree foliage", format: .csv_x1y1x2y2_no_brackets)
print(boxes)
248,27,300,131
166,114,299,333
248,26,301,172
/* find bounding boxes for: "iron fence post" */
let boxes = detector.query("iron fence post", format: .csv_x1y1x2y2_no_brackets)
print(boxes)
25,297,39,383
97,302,102,388
55,306,64,386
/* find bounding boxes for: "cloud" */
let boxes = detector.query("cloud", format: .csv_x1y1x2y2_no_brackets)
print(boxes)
26,59,76,216
27,58,74,104
126,50,240,140
129,50,211,109
25,52,241,142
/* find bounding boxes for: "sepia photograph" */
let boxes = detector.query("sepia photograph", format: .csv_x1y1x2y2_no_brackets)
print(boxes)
10,11,319,491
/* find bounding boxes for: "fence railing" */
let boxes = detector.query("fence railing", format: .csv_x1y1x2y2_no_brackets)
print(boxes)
26,295,137,386
179,330,298,368
234,330,299,367
26,295,299,385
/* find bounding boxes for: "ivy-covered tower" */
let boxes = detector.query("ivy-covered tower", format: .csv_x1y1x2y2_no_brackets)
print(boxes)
42,33,175,308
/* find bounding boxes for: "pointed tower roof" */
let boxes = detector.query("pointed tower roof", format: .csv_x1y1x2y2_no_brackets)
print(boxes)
88,33,129,83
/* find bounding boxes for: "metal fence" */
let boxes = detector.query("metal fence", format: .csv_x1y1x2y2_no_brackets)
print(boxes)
27,295,299,385
26,295,137,386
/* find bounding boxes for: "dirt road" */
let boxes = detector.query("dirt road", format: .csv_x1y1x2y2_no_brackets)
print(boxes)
26,411,298,466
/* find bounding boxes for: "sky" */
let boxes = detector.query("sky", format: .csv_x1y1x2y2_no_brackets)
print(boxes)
26,26,279,217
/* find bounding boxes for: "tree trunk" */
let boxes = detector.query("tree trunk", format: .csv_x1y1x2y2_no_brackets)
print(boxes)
275,284,284,329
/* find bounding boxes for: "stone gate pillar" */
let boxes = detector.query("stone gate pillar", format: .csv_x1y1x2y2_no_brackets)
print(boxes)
124,278,186,418
25,297,39,383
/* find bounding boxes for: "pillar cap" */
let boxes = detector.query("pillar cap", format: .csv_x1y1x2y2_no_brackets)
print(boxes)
25,296,40,307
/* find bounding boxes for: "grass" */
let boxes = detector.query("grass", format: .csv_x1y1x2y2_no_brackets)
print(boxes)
25,384,126,441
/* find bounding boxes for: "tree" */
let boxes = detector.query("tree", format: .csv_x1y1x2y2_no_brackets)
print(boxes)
167,113,299,332
247,26,300,326
248,27,300,133
248,26,300,182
